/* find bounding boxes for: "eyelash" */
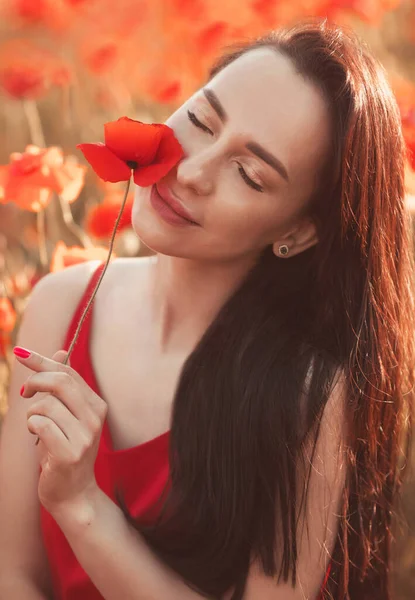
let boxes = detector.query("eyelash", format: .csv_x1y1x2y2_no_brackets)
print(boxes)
187,110,264,193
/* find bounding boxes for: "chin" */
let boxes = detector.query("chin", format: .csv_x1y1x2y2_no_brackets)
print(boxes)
131,190,199,259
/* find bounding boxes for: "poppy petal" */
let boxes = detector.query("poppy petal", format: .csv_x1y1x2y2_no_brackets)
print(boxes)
13,186,53,212
77,143,131,182
134,127,184,187
85,195,133,238
49,163,87,202
133,163,174,187
155,126,185,170
104,118,164,165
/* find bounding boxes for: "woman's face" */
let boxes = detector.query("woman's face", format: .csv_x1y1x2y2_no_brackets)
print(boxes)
132,47,331,263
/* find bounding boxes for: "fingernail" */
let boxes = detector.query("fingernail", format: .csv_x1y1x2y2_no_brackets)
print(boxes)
14,347,31,359
20,385,25,396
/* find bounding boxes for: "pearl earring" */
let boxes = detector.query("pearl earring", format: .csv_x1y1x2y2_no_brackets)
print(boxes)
278,244,289,256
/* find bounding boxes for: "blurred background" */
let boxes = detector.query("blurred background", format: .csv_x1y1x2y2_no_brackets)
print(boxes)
0,0,414,597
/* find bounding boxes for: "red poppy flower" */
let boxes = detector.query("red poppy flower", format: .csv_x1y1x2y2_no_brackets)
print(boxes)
0,331,11,359
10,0,73,31
0,66,46,99
0,145,86,212
0,40,72,100
0,297,16,333
148,78,182,105
77,117,184,187
85,190,134,238
196,22,228,55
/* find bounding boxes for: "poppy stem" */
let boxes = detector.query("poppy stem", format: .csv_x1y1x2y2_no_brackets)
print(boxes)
57,193,94,249
62,177,132,363
22,100,45,148
23,98,49,275
36,209,48,273
34,174,132,446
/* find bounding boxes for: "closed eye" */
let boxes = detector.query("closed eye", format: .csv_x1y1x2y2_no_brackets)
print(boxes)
236,164,264,192
187,110,213,136
187,110,264,193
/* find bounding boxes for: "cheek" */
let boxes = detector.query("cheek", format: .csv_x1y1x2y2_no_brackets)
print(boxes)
131,187,160,246
210,189,291,249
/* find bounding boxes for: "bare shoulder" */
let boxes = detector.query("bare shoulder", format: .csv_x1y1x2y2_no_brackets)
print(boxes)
100,256,154,285
27,256,153,346
30,256,153,321
16,259,105,353
88,255,155,303
37,258,105,302
0,259,110,594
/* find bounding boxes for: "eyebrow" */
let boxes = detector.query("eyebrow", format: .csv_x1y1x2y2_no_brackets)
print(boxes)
203,87,290,183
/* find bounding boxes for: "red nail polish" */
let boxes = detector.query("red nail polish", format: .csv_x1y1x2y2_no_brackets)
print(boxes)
20,385,25,396
14,347,31,358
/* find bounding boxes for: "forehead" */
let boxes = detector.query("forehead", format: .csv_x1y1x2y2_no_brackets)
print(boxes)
208,47,331,179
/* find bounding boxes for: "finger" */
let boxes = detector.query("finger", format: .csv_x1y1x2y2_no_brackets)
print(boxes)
15,346,106,414
27,414,70,460
14,347,74,378
52,350,71,366
23,372,102,432
27,394,94,447
27,414,89,463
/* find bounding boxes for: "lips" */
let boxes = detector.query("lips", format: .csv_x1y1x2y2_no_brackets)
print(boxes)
155,182,199,225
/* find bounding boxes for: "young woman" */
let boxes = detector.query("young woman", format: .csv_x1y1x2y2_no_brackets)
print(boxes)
0,18,414,600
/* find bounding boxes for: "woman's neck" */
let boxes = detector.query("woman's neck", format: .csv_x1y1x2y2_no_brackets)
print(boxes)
148,252,257,353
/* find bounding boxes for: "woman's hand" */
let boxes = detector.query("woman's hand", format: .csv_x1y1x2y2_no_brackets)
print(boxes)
14,346,108,517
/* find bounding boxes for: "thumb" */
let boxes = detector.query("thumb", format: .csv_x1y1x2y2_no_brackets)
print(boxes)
52,349,71,366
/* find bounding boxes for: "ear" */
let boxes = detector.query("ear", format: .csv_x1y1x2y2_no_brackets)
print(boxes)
272,218,318,258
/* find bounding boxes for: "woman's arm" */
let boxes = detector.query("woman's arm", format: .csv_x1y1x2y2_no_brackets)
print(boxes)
51,374,346,600
0,574,53,600
50,487,205,600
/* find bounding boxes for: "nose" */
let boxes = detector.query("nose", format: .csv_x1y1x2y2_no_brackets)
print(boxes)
175,150,214,196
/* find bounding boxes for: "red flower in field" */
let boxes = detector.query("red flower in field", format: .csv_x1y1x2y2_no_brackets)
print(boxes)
0,65,47,99
85,191,134,239
0,296,16,357
401,110,415,171
77,117,184,186
50,241,114,273
395,82,415,172
196,22,229,55
0,297,16,333
0,146,86,212
13,0,49,23
10,0,73,30
80,38,119,75
148,78,182,105
251,0,274,15
0,40,72,100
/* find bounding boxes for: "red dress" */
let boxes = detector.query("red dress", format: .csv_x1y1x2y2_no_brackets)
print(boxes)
40,261,331,599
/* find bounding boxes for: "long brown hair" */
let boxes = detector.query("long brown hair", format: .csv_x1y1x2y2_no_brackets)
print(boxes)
116,19,415,599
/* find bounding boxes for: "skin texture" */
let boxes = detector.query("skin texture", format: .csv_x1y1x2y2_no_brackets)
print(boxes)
131,48,332,352
132,48,330,263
